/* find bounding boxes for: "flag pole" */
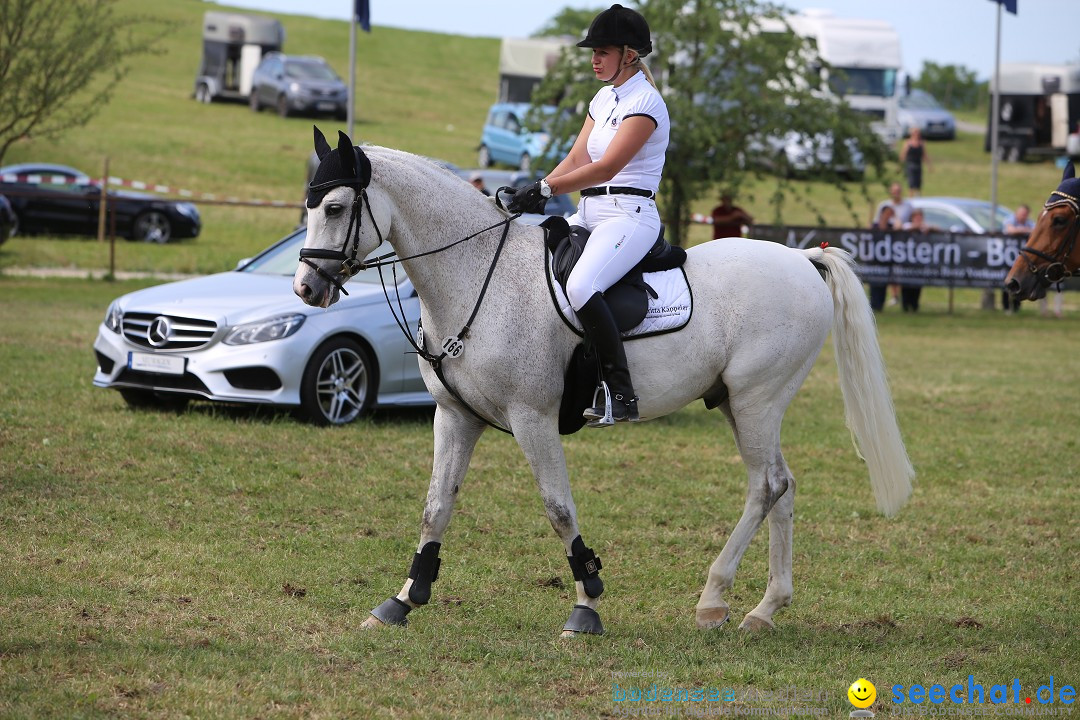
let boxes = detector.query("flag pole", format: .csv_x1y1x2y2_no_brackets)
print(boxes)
989,0,1002,231
348,13,357,137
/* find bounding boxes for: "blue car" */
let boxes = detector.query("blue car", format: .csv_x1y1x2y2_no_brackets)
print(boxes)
477,103,567,172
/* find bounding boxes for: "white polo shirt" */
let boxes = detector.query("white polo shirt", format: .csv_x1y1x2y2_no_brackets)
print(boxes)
585,70,669,194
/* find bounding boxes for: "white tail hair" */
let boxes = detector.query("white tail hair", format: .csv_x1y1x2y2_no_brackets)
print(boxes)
800,245,914,516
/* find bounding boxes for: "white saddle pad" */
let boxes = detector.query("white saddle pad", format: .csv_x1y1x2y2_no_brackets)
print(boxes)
549,261,693,338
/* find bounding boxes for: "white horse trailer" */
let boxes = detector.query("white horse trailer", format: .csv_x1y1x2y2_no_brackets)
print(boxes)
986,63,1080,162
497,37,573,104
780,10,904,146
193,11,285,104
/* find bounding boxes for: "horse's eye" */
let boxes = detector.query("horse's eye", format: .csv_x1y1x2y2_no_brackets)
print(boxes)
1052,215,1067,228
326,204,344,217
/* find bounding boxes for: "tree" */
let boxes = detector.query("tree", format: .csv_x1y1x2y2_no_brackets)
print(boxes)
531,0,889,245
914,61,979,110
533,7,599,39
0,0,174,166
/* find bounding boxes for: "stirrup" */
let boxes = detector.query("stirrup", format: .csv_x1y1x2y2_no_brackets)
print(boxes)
583,382,639,427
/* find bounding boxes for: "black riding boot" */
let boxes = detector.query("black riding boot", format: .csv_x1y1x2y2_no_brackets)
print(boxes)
577,293,639,426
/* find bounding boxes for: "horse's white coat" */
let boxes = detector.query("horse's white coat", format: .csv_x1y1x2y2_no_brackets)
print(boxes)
294,146,914,632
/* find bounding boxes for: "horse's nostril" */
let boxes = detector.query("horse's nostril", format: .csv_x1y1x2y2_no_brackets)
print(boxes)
300,283,313,300
1004,279,1020,294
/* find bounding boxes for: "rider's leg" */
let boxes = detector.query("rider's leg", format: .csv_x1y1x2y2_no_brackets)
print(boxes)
575,292,638,423
565,196,659,425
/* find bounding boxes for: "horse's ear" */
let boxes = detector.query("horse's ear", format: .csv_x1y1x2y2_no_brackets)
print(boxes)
1064,161,1076,181
313,126,331,161
337,130,356,178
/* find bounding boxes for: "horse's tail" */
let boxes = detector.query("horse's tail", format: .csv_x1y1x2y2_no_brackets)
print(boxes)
799,245,914,516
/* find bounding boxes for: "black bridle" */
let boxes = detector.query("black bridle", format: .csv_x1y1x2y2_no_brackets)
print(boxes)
1017,190,1080,287
298,179,523,433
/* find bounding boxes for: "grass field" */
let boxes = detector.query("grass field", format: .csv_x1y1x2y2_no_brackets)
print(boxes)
2,2,1079,718
1,278,1078,718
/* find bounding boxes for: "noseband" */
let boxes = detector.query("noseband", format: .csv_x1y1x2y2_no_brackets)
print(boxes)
1018,190,1080,287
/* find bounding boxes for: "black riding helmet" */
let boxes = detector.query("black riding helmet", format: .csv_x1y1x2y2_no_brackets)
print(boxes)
576,3,652,58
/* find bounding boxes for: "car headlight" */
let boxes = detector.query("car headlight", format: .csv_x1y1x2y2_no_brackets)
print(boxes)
223,314,305,345
289,82,302,93
104,301,123,334
175,203,199,220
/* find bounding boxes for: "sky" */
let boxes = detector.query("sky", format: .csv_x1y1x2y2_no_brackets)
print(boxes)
210,0,1080,81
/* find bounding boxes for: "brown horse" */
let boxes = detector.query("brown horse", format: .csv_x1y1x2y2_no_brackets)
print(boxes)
1005,161,1080,300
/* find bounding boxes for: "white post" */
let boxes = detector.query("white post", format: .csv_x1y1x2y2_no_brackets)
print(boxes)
983,1,1004,311
989,1,1002,230
348,15,357,136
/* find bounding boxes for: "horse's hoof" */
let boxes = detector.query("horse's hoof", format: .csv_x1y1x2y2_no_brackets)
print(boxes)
739,613,775,632
560,629,584,639
695,606,730,630
561,604,604,635
360,615,386,630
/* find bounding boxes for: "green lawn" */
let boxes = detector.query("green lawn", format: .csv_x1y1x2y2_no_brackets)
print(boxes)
2,4,1078,717
1,278,1077,718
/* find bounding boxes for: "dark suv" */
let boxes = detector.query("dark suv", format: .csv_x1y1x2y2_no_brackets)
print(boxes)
249,52,348,119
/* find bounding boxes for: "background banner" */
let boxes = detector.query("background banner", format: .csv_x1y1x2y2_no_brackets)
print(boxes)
751,225,1028,288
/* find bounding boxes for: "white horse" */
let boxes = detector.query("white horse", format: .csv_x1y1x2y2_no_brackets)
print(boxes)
293,130,913,636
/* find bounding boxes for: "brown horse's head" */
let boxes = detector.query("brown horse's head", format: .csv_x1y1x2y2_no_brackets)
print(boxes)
1004,161,1080,300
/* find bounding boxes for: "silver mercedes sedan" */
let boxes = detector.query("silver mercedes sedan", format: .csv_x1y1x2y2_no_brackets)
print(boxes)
92,228,433,425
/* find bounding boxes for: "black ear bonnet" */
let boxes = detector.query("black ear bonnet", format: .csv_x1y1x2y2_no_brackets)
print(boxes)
307,126,372,209
1045,161,1080,212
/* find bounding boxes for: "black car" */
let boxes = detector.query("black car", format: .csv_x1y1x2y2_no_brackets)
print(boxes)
0,163,201,243
249,52,348,119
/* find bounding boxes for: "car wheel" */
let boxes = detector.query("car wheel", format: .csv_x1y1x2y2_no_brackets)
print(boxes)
249,91,261,112
299,337,376,426
195,84,212,104
478,145,491,168
277,94,291,118
132,211,172,244
519,153,532,172
119,388,190,413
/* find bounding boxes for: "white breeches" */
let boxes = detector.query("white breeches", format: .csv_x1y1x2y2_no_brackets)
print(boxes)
565,194,662,311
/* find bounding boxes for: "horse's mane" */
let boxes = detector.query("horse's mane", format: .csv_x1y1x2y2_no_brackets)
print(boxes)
363,146,515,227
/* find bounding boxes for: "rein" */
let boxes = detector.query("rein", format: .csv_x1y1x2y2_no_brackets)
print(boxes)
300,182,522,434
1018,190,1080,286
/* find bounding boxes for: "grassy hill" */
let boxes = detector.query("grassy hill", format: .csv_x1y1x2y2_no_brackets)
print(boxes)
0,0,1067,275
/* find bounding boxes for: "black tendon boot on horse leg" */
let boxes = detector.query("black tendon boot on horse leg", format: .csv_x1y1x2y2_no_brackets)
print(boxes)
578,293,639,426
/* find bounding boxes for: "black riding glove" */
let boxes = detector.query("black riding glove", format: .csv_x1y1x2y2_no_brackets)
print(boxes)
507,181,548,215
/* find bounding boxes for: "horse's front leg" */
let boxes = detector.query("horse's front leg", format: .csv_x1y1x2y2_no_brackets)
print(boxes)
361,405,485,629
511,412,606,637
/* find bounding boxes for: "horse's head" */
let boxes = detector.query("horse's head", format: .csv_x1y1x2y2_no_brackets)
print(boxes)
294,126,391,308
1004,161,1080,300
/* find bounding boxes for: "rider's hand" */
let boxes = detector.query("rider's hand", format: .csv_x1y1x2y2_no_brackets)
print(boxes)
507,181,548,215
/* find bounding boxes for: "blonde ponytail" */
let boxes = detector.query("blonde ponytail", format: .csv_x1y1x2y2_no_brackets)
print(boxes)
622,46,657,89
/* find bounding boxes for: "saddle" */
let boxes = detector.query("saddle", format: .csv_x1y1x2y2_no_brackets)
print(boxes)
542,216,687,332
539,216,690,434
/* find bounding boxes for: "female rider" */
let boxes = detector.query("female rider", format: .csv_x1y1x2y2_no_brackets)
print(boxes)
509,3,669,427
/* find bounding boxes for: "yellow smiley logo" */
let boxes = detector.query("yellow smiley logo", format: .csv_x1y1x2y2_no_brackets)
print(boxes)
848,678,876,709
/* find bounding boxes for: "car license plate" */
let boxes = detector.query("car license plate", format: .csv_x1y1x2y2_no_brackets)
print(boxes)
317,102,336,111
128,351,185,375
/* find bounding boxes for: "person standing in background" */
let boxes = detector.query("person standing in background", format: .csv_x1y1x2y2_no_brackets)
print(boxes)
868,205,897,312
710,194,753,239
1002,204,1035,314
899,127,931,197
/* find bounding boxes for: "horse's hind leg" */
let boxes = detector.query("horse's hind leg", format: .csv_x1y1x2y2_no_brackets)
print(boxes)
695,402,796,631
361,406,486,629
741,461,794,631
